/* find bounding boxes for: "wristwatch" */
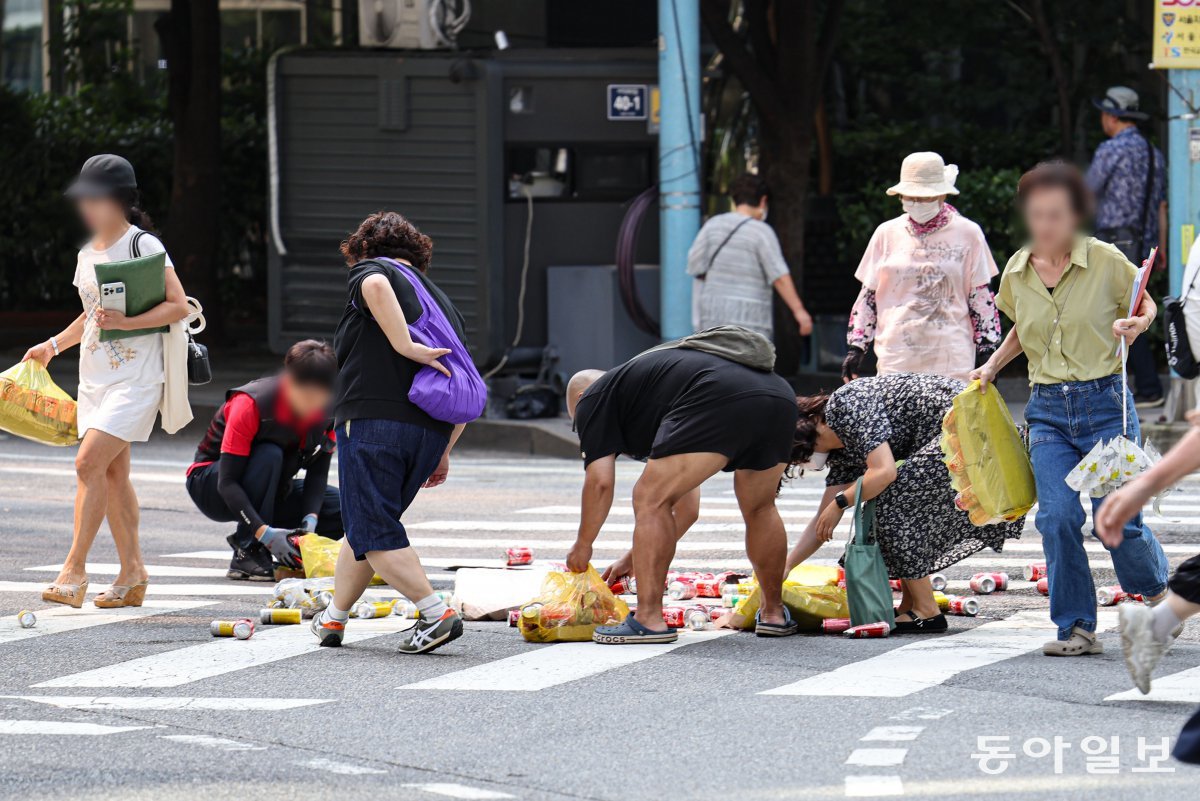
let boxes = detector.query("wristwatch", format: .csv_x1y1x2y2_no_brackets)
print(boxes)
834,491,850,510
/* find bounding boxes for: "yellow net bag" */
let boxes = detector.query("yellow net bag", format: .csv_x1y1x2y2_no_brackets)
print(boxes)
0,361,79,446
940,380,1036,526
518,566,630,643
297,534,385,585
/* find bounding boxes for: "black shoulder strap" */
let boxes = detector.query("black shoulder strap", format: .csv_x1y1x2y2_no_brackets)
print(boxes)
705,217,754,275
131,230,148,259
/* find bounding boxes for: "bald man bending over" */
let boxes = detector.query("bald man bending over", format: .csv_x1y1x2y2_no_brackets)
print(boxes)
565,347,799,643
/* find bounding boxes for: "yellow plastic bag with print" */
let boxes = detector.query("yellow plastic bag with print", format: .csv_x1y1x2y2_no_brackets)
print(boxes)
0,360,79,446
728,564,848,630
297,534,385,585
940,381,1036,526
518,566,630,643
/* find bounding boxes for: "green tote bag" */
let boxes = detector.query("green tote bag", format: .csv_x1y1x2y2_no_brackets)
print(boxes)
94,251,168,341
843,477,895,631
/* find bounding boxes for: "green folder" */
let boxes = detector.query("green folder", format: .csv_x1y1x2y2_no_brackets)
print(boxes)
94,252,169,341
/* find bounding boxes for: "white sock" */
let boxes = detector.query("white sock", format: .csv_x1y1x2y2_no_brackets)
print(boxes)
1151,603,1183,644
416,593,449,621
326,601,350,623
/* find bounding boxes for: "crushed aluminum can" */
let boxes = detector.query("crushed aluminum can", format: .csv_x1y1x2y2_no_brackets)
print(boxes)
16,610,36,629
843,622,890,639
929,573,948,592
661,606,686,628
352,601,395,619
1024,563,1048,582
1036,577,1049,596
694,578,723,598
259,608,302,625
821,618,852,634
505,546,534,567
667,580,698,601
969,572,1009,595
685,606,710,631
608,575,636,595
393,600,419,619
211,619,254,639
945,596,980,617
1097,585,1141,606
708,607,729,622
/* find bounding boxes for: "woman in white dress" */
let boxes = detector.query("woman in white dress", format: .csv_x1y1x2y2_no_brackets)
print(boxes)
22,155,190,608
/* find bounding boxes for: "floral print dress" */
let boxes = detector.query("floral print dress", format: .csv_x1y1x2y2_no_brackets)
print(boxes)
825,373,1024,578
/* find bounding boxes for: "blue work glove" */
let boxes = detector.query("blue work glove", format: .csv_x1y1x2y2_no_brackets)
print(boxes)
257,525,301,567
301,513,319,533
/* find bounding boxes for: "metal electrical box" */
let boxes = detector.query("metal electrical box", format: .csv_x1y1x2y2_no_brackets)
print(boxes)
267,48,660,365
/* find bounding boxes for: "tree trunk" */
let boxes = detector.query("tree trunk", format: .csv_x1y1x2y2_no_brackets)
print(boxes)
1028,0,1072,157
157,0,223,338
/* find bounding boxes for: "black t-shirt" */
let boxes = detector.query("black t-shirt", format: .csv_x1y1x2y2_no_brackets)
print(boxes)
332,259,466,437
574,348,795,466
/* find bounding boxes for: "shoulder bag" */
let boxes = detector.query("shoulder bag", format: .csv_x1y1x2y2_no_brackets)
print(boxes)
843,477,895,630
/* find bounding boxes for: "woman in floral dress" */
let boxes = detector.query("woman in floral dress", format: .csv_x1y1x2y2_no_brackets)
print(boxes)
785,373,1024,633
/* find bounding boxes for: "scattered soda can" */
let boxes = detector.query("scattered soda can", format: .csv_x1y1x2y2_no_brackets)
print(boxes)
667,580,698,600
609,576,637,595
822,618,852,634
836,567,846,584
708,607,729,622
508,609,521,627
844,622,890,639
888,579,903,591
1024,563,1048,582
352,601,395,619
1097,585,1142,606
932,591,948,608
505,546,534,567
694,578,723,598
930,573,948,592
259,608,302,625
393,600,419,619
945,596,980,617
722,594,745,609
1036,577,1049,596
969,572,1009,594
435,590,453,605
16,610,36,629
685,606,710,631
211,619,254,639
662,606,686,628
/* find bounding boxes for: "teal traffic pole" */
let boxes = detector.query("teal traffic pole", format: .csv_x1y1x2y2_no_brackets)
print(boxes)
1165,68,1200,298
658,0,701,340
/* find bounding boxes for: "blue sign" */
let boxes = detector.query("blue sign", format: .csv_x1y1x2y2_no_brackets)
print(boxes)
607,84,648,121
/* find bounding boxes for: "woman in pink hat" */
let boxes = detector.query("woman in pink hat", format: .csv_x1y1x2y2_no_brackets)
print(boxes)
843,152,1001,383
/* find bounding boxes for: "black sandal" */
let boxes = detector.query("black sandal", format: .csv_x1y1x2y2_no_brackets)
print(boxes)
893,612,948,634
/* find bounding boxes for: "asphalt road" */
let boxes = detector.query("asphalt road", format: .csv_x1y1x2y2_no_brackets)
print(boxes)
1,432,1199,801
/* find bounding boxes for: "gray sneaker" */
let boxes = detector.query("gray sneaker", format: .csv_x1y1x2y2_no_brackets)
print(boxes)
397,609,463,654
310,609,346,648
1120,603,1171,694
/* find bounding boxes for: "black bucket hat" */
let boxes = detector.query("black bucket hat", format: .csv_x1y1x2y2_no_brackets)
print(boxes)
65,154,137,199
1092,86,1150,121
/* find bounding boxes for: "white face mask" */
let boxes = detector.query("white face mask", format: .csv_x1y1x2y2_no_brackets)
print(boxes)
798,451,829,471
902,199,941,224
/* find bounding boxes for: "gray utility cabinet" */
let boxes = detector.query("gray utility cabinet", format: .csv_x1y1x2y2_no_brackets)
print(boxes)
267,48,660,364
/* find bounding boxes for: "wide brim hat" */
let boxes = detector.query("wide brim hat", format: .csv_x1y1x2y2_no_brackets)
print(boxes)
886,151,959,197
1092,86,1149,121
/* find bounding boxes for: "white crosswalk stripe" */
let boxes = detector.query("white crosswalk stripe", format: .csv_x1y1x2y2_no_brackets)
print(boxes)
0,601,215,645
1,695,331,711
1105,664,1200,703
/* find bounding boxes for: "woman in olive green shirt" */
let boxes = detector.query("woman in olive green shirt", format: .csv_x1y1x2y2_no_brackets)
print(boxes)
971,162,1169,657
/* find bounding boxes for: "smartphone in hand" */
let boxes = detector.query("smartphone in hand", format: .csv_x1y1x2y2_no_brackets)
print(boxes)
100,281,127,315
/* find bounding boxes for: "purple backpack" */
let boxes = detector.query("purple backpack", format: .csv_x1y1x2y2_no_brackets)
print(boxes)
375,257,487,424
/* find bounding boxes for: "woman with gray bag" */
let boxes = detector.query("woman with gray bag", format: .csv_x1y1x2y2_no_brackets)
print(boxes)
784,373,1025,633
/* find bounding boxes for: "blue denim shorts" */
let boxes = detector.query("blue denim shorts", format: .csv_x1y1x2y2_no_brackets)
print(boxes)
336,419,448,559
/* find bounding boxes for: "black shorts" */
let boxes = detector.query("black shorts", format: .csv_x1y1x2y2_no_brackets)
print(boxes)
648,394,797,472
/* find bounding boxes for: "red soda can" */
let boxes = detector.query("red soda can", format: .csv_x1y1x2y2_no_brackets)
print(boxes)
609,575,637,595
1036,577,1049,596
889,579,902,591
843,622,890,639
685,605,710,630
969,572,1009,594
708,607,728,622
1097,585,1130,606
508,609,521,627
505,546,534,567
946,596,980,616
930,573,948,592
822,618,852,634
694,578,722,598
836,566,846,584
661,606,686,628
667,580,698,600
1024,563,1048,582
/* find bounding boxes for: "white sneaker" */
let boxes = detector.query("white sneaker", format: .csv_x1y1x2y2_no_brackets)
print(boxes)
1120,603,1171,694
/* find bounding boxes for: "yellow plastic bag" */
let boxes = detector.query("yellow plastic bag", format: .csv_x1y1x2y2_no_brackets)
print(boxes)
728,564,848,630
297,534,385,585
518,566,630,643
0,361,79,446
940,380,1036,526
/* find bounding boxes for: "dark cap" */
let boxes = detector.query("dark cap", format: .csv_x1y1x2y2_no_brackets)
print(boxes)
65,154,137,199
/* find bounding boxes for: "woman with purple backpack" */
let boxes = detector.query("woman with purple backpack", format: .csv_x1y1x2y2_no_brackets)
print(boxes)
311,211,486,654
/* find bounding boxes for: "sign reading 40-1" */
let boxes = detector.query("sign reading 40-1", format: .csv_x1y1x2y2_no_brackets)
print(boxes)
607,85,648,120
1154,0,1200,68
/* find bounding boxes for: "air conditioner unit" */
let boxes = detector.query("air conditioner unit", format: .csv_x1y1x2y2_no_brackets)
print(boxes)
359,0,437,49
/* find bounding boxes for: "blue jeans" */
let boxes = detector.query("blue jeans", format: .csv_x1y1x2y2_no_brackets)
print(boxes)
336,419,448,560
1026,375,1169,640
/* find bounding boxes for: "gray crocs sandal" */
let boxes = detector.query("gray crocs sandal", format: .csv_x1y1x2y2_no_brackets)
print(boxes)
755,607,800,637
1043,626,1103,657
593,613,679,645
